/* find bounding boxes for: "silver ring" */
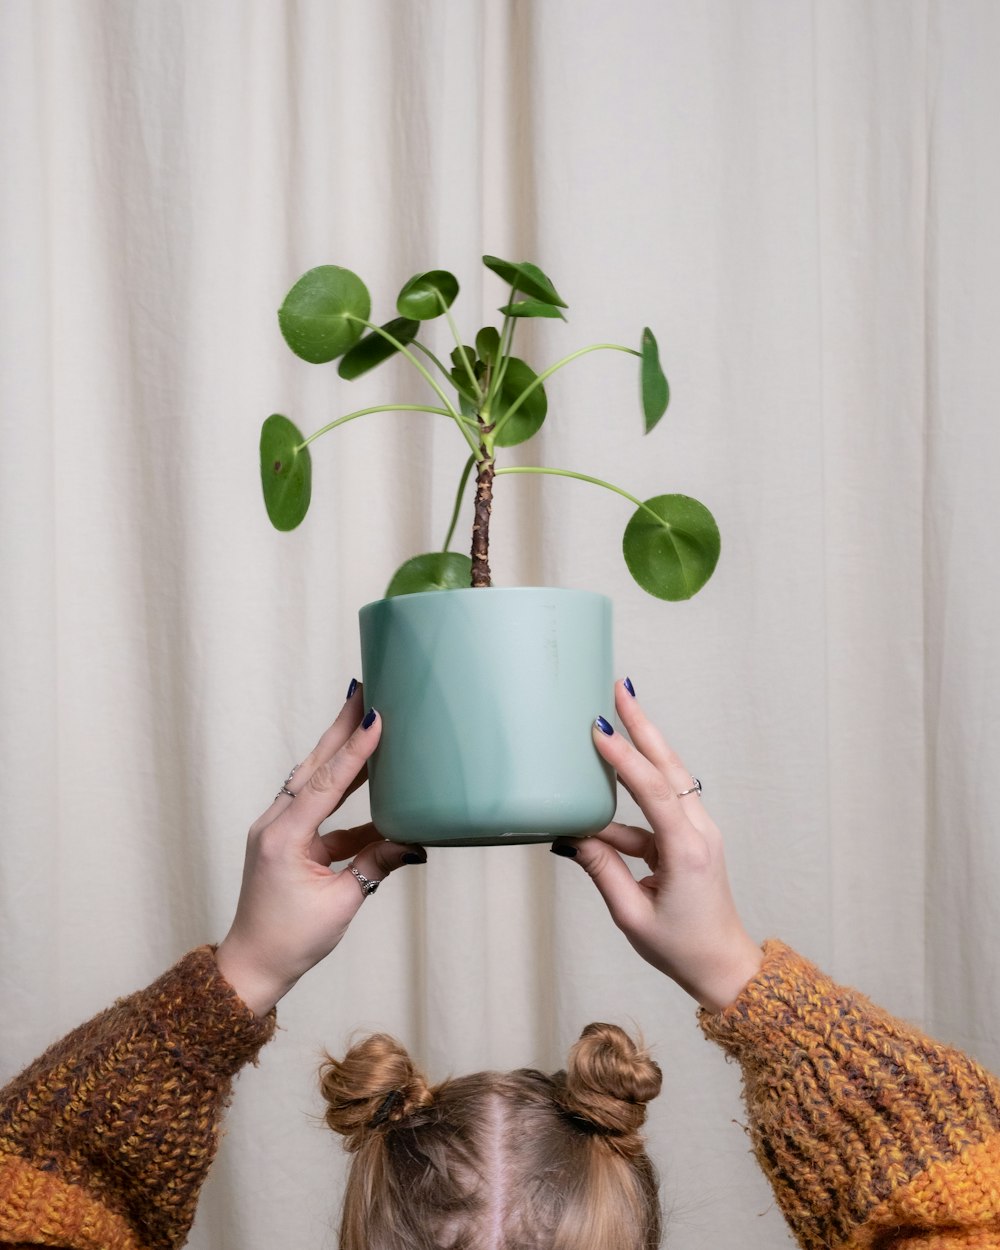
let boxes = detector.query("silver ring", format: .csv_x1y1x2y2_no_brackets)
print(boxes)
676,777,702,797
275,764,298,800
350,864,382,897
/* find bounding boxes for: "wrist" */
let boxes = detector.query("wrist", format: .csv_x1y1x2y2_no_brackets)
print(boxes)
692,934,764,1014
215,935,295,1018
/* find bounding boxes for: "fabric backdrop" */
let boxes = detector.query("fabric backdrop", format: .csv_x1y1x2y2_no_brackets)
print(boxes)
2,2,999,1247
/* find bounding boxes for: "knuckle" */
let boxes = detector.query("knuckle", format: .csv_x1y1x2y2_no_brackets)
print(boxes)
647,774,675,805
256,824,288,863
307,757,341,794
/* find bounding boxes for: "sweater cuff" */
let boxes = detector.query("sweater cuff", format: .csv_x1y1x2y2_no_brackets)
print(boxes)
699,940,1000,1249
138,945,277,1071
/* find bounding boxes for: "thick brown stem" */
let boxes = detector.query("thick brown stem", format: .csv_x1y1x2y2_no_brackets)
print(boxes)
471,457,495,587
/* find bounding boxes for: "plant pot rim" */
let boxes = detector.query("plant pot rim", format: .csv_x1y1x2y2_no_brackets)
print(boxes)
359,585,612,614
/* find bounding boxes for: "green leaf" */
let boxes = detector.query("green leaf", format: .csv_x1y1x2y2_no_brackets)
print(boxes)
450,345,477,371
449,368,480,408
338,317,419,380
482,256,567,308
396,270,460,320
493,357,547,447
622,494,720,600
499,299,566,320
385,551,473,596
260,414,312,531
475,326,501,361
278,266,370,363
640,327,669,432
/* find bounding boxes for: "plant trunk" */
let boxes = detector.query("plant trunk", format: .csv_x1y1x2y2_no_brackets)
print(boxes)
471,457,495,587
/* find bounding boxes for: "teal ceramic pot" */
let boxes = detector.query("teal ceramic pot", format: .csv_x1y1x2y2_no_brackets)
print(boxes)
359,587,616,846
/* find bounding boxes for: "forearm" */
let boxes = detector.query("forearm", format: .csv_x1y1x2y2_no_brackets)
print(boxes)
700,941,1000,1249
0,947,275,1250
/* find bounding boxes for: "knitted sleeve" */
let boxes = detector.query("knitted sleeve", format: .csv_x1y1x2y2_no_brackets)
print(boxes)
0,946,276,1250
700,940,1000,1250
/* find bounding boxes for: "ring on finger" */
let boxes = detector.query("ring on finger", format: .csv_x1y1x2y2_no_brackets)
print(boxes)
676,777,702,797
275,764,299,800
350,864,382,898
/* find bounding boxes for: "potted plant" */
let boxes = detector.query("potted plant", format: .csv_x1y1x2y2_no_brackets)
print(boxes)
259,256,720,845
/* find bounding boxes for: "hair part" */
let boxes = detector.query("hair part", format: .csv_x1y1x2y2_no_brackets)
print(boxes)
320,1025,663,1250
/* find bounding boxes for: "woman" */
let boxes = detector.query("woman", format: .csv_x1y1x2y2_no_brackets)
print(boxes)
1,681,998,1249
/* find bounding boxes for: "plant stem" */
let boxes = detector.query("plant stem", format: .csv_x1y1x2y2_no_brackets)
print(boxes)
299,403,469,448
471,457,496,587
409,339,454,382
443,303,482,400
483,290,517,413
494,465,668,527
348,316,481,456
442,454,476,552
490,342,640,442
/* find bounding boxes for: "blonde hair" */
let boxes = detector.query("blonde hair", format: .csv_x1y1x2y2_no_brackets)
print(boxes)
320,1023,663,1250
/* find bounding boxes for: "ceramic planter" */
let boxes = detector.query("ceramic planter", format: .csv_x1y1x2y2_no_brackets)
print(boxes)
359,587,616,846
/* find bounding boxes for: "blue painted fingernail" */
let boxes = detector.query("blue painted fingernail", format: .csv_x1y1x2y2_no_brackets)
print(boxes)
549,842,578,858
402,850,427,865
624,676,636,697
362,708,378,730
595,715,614,736
346,677,359,701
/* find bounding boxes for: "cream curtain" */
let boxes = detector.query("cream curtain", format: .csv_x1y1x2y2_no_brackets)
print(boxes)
2,2,999,1247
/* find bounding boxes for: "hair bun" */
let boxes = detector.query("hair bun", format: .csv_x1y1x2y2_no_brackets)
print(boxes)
320,1033,433,1152
559,1023,662,1156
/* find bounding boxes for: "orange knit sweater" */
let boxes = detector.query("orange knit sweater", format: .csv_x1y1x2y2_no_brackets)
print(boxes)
1,941,998,1249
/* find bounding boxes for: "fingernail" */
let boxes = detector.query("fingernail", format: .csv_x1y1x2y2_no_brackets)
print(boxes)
362,708,378,730
550,843,578,858
594,715,614,736
346,677,359,701
402,851,427,865
623,676,636,697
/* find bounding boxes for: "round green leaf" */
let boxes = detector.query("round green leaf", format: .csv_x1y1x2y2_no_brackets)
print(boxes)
338,317,419,380
396,270,460,320
623,494,720,600
493,357,547,447
278,266,370,363
475,325,501,361
449,367,480,407
385,551,473,597
640,327,669,432
498,298,566,320
482,255,567,308
260,414,312,531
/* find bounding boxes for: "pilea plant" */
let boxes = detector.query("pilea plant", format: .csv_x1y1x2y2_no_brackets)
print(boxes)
259,255,720,600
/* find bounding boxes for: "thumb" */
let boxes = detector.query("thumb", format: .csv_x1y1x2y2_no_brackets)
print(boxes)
551,836,652,937
333,838,427,912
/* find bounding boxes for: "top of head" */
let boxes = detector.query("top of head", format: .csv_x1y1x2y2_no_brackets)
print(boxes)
320,1024,664,1250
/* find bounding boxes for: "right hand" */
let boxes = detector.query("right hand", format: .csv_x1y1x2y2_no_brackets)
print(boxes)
551,681,763,1013
216,683,426,1016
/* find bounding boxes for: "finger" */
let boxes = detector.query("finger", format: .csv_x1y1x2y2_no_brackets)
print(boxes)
616,681,705,815
252,679,365,829
552,833,654,935
591,714,696,846
275,709,382,844
293,678,366,790
567,821,659,871
333,837,428,914
613,679,676,772
318,821,384,864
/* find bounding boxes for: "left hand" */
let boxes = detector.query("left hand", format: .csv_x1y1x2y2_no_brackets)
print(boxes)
216,685,425,1015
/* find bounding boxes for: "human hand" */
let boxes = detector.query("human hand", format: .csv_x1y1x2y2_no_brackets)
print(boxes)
551,680,762,1013
215,683,426,1016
